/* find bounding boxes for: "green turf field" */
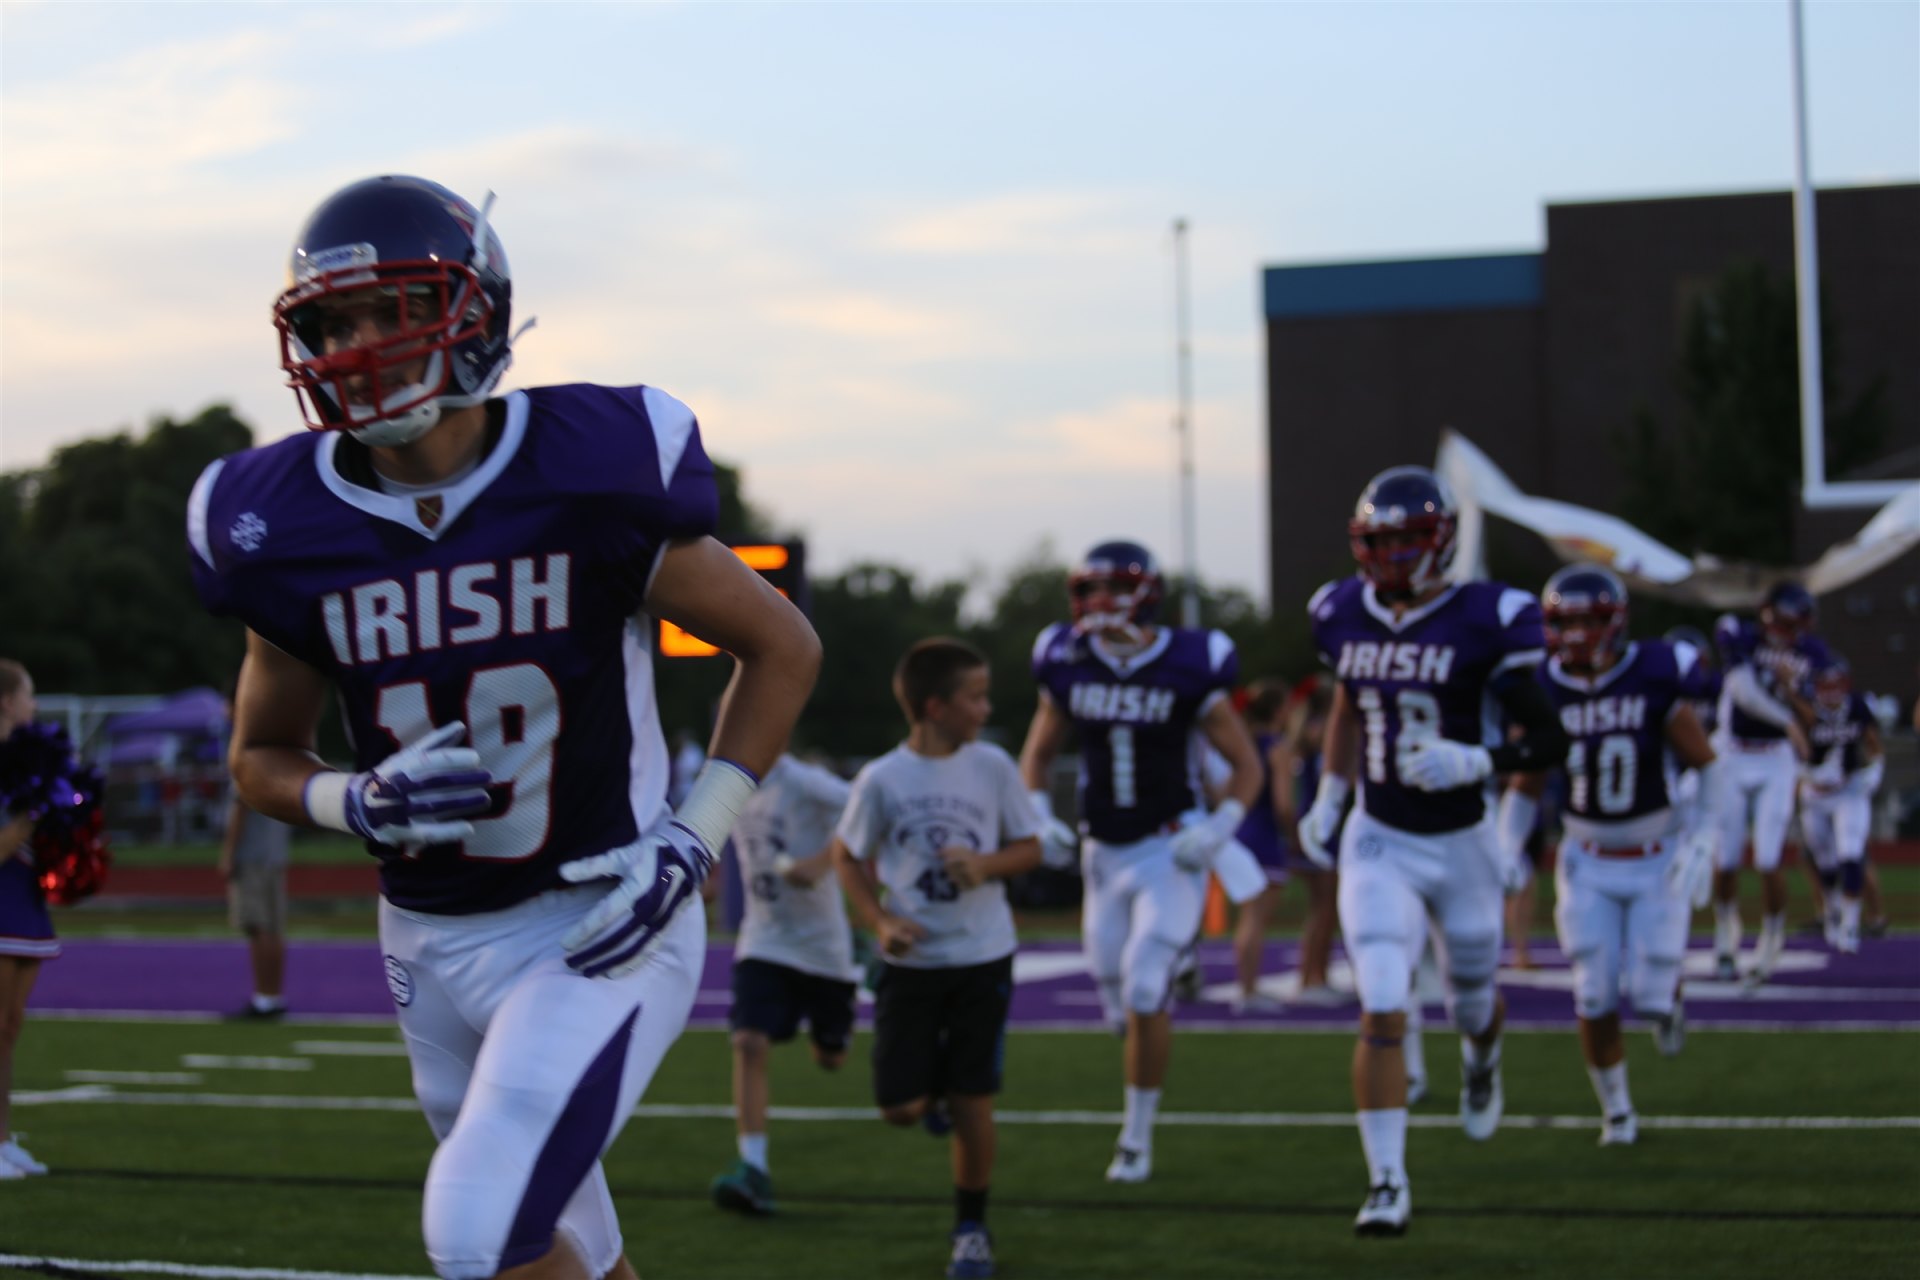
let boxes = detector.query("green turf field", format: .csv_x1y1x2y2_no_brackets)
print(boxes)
7,1019,1915,1279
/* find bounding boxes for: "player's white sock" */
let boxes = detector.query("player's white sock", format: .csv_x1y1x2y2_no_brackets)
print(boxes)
1714,902,1742,957
1121,1086,1161,1153
1839,896,1862,933
1357,1108,1408,1186
738,1133,768,1172
1759,912,1786,957
1586,1061,1631,1118
1461,1033,1500,1073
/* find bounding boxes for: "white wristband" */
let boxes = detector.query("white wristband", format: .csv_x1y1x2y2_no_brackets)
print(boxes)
674,759,759,853
302,771,354,835
1209,797,1247,837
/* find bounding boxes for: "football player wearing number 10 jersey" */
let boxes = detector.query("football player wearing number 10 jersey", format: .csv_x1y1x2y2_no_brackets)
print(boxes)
1300,467,1568,1238
190,176,819,1280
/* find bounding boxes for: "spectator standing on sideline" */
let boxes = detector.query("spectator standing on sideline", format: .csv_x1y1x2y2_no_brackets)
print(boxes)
221,681,296,1020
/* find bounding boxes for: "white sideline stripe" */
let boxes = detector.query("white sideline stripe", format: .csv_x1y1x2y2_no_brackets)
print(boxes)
13,1087,1919,1130
25,1010,1920,1034
293,1040,408,1056
67,1070,204,1085
181,1055,313,1071
0,1256,426,1280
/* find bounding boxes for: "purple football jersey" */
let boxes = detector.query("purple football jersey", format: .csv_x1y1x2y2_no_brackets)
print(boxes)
1809,692,1876,775
1540,640,1696,824
1309,577,1545,835
1032,623,1238,843
187,384,718,915
1721,619,1832,743
1681,665,1722,737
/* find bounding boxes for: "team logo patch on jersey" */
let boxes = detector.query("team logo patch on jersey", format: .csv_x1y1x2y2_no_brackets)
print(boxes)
415,495,444,531
231,512,268,553
384,955,414,1007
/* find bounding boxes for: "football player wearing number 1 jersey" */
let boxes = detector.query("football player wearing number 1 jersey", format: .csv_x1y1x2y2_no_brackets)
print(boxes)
1021,541,1264,1186
190,176,819,1280
1301,468,1568,1237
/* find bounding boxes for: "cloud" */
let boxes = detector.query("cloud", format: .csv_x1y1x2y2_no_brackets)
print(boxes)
0,29,300,186
879,191,1149,257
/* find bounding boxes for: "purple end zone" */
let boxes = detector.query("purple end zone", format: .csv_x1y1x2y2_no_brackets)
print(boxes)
28,934,1920,1029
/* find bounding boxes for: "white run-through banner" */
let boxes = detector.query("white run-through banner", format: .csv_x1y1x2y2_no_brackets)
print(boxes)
1437,429,1920,610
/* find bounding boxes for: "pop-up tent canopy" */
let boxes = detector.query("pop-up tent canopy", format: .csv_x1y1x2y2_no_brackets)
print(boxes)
99,687,228,767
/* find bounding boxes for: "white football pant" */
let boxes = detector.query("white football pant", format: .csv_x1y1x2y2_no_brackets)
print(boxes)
1718,741,1798,873
1082,831,1206,1026
380,886,704,1280
1552,838,1688,1020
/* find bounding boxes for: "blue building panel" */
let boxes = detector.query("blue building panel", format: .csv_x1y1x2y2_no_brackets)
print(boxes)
1264,252,1542,319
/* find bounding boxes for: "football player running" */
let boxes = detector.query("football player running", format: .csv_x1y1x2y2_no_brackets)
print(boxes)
1019,541,1263,1185
1507,566,1720,1148
1299,467,1567,1237
1711,586,1821,983
190,176,819,1280
1797,661,1883,954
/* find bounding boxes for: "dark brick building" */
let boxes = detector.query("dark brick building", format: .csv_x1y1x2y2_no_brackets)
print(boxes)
1263,183,1920,700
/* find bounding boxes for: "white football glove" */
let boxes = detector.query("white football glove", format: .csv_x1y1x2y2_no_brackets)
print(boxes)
560,817,715,978
1666,828,1717,910
1493,788,1537,894
1170,799,1246,872
1030,789,1081,870
1297,774,1350,871
1396,738,1494,792
560,759,757,979
302,722,493,848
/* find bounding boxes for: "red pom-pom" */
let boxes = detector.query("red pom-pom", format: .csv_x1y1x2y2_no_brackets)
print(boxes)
33,808,113,906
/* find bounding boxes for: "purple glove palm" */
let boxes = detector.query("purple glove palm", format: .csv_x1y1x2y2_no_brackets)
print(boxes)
560,816,717,978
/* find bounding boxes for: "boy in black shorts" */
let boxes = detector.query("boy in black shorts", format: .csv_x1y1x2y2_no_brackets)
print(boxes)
831,638,1043,1280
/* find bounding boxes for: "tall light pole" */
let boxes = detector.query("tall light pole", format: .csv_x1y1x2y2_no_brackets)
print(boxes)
1172,218,1201,628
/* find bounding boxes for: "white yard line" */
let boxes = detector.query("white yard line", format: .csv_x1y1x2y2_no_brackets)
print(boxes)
13,1086,1919,1130
0,1257,427,1280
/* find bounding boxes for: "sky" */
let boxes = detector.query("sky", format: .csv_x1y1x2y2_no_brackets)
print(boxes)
1,1,1915,610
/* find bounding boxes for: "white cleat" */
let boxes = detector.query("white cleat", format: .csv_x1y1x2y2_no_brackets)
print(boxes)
0,1138,46,1176
1598,1111,1639,1147
1460,1055,1504,1141
1406,1074,1428,1106
1837,924,1861,956
1104,1145,1151,1183
1712,953,1738,983
1652,1000,1686,1058
1354,1178,1411,1237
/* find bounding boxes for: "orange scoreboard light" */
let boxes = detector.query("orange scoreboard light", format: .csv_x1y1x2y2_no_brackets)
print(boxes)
657,540,808,658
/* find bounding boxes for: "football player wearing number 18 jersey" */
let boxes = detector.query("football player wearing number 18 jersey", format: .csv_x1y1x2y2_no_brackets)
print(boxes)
190,176,819,1280
1300,467,1568,1237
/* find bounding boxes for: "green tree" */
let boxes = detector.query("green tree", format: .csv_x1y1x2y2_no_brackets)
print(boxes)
1616,260,1888,566
0,406,254,692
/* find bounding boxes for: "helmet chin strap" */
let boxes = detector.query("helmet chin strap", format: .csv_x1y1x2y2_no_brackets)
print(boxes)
342,351,448,447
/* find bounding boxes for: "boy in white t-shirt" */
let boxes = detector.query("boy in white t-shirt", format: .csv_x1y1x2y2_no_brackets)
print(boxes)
710,752,857,1217
831,637,1043,1280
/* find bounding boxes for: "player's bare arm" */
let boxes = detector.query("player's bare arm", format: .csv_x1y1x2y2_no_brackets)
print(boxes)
1320,683,1360,782
1664,702,1716,771
647,536,821,778
228,629,337,824
1198,696,1262,811
1017,691,1072,791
